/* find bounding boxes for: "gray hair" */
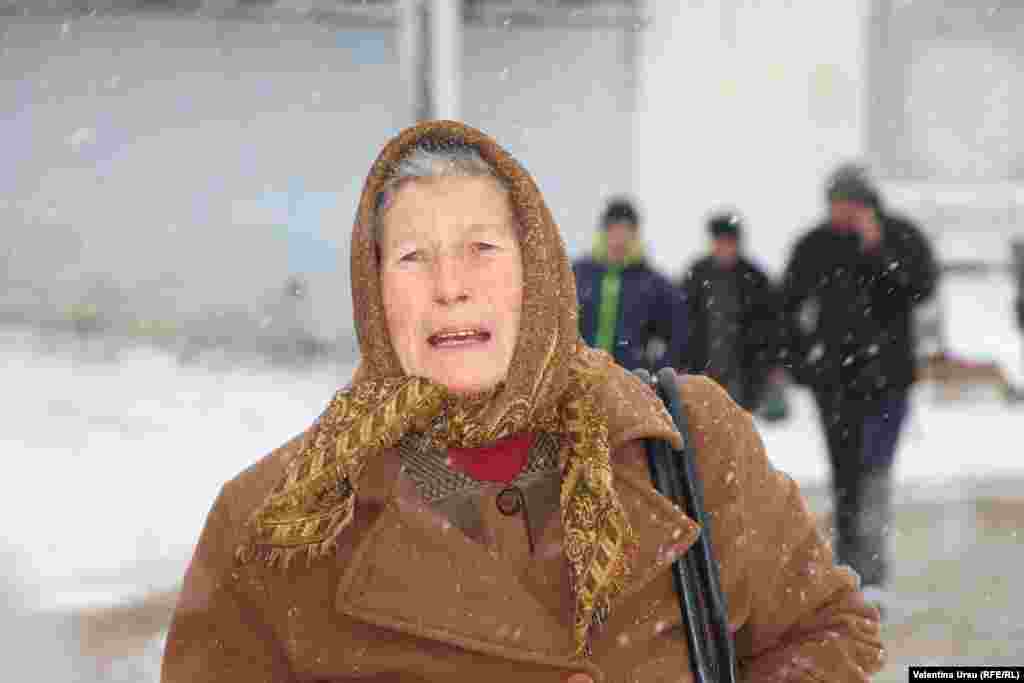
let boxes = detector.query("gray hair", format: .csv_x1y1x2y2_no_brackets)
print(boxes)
373,139,508,244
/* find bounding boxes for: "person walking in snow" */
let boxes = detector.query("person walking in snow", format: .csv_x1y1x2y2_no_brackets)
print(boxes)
679,210,783,413
780,163,938,607
573,197,688,372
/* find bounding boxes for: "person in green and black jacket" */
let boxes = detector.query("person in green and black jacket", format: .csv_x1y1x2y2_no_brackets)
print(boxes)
573,197,689,372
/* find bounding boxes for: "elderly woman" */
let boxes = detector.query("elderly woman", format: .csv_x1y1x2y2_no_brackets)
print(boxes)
162,122,883,683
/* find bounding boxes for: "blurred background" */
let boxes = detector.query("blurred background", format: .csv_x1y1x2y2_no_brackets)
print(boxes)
1,1,1022,680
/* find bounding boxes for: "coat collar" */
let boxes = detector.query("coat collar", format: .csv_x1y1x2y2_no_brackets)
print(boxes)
334,442,699,675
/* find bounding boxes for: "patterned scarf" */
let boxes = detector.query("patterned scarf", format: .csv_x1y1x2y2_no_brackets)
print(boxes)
237,121,679,657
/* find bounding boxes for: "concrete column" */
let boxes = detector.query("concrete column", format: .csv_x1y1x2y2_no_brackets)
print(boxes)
429,0,461,121
398,0,429,123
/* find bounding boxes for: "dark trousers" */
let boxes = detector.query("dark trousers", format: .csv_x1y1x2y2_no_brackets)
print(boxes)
813,390,909,587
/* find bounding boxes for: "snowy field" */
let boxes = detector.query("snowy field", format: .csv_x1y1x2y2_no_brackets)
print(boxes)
2,272,1022,680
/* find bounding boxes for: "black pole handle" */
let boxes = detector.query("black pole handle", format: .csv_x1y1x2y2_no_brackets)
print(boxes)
635,367,738,683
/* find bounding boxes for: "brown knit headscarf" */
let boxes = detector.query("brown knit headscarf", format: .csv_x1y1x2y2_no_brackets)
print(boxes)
238,121,681,657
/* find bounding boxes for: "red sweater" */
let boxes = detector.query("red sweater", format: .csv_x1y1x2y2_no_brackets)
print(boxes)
447,433,535,484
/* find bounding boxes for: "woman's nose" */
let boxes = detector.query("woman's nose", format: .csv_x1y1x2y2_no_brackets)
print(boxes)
432,253,470,305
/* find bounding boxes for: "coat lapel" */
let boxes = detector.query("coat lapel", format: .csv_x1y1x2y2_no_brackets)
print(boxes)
334,442,699,668
612,445,701,602
335,480,587,671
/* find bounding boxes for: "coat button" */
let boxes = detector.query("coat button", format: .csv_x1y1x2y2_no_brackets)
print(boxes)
495,486,524,515
566,674,594,683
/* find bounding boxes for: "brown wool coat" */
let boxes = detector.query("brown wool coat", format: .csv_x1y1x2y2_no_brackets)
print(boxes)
161,375,883,683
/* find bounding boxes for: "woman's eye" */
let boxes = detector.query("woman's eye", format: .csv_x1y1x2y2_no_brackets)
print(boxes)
473,242,498,253
398,250,423,263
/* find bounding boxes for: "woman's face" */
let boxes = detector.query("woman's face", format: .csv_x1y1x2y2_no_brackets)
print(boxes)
380,175,523,395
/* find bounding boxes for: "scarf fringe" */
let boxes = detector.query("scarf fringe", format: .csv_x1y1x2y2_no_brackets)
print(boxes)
234,537,341,570
236,502,354,569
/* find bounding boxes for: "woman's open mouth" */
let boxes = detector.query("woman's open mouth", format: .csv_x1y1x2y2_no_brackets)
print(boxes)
428,329,492,347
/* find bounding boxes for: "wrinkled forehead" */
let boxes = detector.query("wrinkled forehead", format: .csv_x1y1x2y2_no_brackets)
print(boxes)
377,174,521,247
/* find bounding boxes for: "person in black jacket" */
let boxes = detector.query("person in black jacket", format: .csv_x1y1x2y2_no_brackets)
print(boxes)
573,197,688,372
780,164,938,603
680,211,782,412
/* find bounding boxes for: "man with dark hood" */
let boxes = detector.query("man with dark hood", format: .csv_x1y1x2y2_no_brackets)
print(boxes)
573,197,688,372
680,211,782,412
781,163,938,608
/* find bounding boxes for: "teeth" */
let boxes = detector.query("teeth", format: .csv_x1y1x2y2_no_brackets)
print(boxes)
431,329,485,343
437,330,479,340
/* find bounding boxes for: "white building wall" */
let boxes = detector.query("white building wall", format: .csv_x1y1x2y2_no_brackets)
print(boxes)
462,25,635,259
633,0,871,278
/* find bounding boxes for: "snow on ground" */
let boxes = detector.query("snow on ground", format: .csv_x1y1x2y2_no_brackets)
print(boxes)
1,271,1021,679
0,332,352,613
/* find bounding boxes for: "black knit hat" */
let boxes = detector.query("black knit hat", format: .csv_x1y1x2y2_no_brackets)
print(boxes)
708,211,742,239
826,163,879,208
601,197,640,229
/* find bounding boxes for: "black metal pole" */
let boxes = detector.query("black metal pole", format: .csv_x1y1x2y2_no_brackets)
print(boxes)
654,367,737,683
637,369,712,683
634,367,738,683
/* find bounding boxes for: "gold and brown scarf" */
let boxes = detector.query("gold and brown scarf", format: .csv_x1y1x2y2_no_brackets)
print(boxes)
237,121,680,657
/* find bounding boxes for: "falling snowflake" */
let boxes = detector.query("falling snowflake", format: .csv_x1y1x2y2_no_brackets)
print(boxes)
67,127,96,149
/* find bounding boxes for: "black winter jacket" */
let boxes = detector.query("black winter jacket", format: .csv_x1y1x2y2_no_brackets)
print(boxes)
680,255,782,409
780,212,937,401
